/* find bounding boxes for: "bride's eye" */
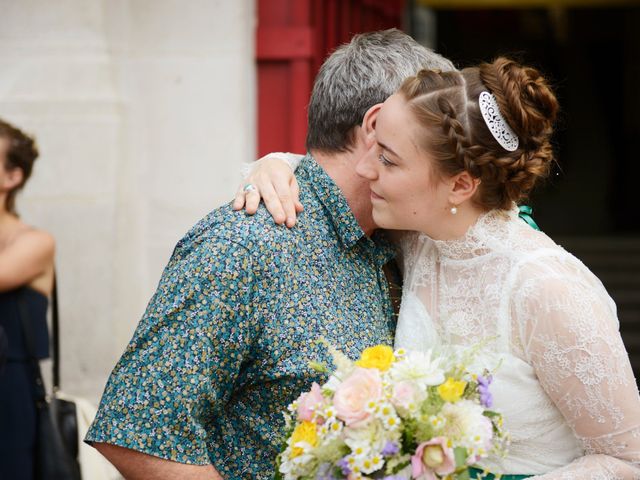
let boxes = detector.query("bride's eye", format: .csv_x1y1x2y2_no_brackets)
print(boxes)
378,153,394,167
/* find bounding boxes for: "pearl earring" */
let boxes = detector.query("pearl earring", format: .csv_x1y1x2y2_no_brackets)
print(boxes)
450,206,458,215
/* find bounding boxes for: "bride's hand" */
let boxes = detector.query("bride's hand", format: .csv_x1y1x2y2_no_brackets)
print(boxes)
232,154,304,228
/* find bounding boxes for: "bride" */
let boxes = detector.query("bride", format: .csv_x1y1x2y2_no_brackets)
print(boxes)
236,57,640,479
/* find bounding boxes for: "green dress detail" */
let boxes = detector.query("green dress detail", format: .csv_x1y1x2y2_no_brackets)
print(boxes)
470,466,531,479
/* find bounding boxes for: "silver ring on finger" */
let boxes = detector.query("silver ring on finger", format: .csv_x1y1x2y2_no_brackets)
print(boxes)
243,183,257,193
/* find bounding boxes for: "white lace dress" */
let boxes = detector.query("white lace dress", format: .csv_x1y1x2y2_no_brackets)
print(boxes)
255,153,640,478
395,206,640,479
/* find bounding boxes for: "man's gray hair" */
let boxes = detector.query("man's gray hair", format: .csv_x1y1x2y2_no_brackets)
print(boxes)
306,29,456,154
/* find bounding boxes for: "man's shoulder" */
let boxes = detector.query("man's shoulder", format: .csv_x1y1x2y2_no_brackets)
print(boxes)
180,202,304,259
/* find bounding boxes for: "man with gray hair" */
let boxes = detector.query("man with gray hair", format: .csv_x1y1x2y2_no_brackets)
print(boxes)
86,29,454,480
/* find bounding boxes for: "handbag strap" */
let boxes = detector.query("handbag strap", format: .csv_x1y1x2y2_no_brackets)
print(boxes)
52,271,60,390
16,290,48,406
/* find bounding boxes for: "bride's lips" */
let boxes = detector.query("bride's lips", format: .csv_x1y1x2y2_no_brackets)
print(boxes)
370,189,384,201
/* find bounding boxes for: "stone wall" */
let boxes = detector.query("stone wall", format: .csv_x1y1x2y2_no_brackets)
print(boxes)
0,0,256,402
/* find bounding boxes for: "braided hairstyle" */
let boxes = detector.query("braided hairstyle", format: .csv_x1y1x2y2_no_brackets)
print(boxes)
399,57,558,211
0,119,39,215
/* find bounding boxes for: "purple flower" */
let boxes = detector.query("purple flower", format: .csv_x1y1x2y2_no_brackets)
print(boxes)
381,441,400,457
337,457,351,475
477,375,494,408
480,390,493,408
477,375,493,387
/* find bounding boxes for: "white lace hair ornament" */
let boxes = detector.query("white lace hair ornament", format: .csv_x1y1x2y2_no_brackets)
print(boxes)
478,91,519,152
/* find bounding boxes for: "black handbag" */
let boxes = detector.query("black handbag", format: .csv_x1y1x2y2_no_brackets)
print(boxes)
18,275,82,480
0,324,7,373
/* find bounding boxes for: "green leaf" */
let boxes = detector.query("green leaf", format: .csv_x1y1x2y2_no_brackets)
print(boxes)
308,361,329,373
272,453,283,480
456,468,471,480
454,447,469,468
385,455,411,474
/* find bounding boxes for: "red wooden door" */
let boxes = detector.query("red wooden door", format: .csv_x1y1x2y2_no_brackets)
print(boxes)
256,0,405,157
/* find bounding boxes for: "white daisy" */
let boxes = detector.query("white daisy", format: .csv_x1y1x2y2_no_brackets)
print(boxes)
390,350,445,390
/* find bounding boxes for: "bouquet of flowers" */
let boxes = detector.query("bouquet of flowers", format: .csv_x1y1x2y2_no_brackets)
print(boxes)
276,343,509,480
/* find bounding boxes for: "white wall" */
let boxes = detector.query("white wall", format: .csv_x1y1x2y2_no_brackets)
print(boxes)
0,0,256,402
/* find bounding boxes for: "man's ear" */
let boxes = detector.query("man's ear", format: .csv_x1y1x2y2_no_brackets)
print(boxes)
362,103,383,147
1,166,23,193
448,171,480,206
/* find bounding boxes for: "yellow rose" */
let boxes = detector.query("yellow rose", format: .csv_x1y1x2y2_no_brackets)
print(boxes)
437,377,467,403
289,421,318,458
355,345,395,371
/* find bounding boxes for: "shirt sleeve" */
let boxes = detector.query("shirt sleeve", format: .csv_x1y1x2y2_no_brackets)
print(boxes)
85,233,257,465
513,255,640,479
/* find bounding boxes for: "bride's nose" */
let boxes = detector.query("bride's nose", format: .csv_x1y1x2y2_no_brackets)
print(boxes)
356,147,378,181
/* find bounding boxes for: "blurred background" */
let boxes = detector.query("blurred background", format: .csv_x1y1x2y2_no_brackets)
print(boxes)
1,0,637,404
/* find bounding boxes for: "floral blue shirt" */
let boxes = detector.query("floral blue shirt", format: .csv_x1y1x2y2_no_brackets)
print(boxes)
86,155,396,479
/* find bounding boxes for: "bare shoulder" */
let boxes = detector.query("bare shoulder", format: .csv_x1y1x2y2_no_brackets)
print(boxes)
14,227,55,257
2,227,56,266
0,225,55,293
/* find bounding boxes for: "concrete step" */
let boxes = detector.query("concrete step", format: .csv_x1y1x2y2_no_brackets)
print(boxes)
609,290,640,308
574,255,640,270
557,236,640,252
560,240,640,269
619,309,640,325
552,236,640,386
594,272,640,288
620,330,640,347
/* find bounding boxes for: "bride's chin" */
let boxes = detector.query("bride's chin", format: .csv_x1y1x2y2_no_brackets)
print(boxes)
371,209,385,227
372,209,400,230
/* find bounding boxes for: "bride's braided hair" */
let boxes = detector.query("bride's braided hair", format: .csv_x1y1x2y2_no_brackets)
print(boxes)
399,57,559,210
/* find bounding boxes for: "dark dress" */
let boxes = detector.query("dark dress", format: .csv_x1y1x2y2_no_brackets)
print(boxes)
0,287,49,480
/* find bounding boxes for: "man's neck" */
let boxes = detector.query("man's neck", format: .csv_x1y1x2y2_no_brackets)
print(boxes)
312,149,359,176
310,149,376,236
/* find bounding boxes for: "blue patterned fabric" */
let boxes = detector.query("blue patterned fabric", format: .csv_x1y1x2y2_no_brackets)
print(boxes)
85,155,396,479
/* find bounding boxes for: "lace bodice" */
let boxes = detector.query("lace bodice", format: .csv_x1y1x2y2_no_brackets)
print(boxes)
396,206,640,479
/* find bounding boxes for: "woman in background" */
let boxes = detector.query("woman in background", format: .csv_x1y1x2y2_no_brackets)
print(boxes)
0,119,55,480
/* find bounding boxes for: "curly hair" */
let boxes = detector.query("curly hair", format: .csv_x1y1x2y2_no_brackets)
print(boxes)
398,57,559,210
0,119,39,214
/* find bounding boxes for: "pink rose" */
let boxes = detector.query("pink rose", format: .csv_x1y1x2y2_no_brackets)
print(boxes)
411,437,456,479
296,382,324,422
333,367,382,426
391,381,421,410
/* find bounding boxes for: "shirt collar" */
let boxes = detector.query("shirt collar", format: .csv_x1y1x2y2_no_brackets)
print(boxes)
369,230,397,268
297,154,397,264
297,154,363,249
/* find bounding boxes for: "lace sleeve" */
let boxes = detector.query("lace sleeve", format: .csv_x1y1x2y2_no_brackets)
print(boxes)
240,152,304,178
513,255,640,479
